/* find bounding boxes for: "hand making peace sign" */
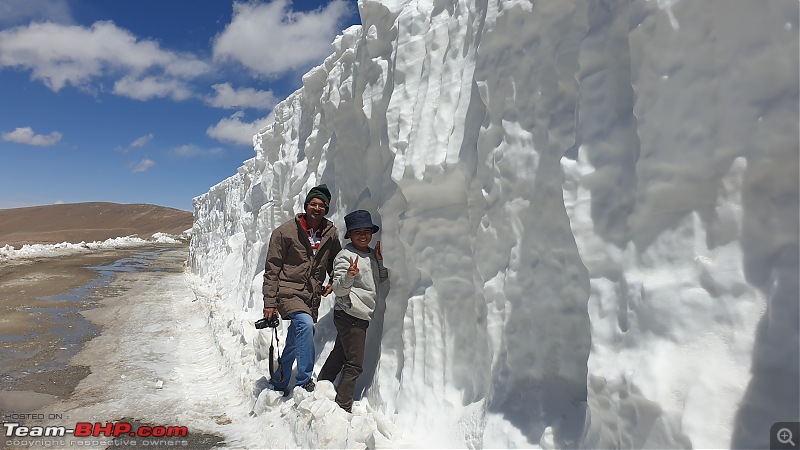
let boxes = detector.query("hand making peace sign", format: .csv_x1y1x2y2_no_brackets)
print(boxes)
347,256,359,277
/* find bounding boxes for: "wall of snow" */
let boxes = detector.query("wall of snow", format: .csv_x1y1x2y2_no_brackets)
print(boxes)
190,0,798,448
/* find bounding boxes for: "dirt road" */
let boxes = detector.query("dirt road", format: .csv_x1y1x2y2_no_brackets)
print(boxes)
1,246,229,449
1,247,183,407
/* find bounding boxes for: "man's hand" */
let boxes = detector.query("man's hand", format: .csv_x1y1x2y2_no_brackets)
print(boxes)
347,256,360,277
323,283,333,296
375,241,383,261
263,307,278,319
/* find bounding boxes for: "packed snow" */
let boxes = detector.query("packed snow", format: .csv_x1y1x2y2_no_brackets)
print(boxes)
0,232,189,260
187,0,798,448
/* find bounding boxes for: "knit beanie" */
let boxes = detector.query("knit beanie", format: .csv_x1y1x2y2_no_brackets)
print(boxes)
304,184,331,206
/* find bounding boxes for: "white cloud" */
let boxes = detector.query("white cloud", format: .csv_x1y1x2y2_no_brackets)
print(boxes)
0,0,73,27
207,111,273,146
207,83,277,110
130,134,154,148
132,158,155,173
2,127,62,146
113,75,193,101
0,21,209,92
212,0,351,77
0,2,350,109
116,133,154,153
174,144,224,157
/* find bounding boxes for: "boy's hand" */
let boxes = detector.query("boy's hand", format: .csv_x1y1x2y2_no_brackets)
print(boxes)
375,241,383,261
347,256,360,277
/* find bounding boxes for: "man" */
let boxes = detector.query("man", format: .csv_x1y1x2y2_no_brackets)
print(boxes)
263,184,341,394
318,210,389,412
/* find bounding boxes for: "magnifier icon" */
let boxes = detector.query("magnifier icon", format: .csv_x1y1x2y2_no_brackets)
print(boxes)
778,428,796,446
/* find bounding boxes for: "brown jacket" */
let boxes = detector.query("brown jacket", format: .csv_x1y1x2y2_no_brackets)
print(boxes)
262,214,341,322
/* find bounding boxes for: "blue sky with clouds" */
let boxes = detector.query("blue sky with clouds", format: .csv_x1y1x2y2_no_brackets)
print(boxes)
0,0,360,211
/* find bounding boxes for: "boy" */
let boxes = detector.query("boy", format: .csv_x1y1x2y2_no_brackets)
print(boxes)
318,210,389,412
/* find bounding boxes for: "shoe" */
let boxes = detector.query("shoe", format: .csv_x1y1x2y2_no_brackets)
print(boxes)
301,380,316,392
270,382,289,397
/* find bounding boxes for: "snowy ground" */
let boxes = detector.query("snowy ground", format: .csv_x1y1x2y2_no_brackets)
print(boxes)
25,247,400,450
0,234,187,261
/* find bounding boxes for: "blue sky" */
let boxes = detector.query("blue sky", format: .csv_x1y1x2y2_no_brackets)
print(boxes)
0,0,360,211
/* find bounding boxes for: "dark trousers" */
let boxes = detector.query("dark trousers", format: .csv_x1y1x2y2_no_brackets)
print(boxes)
318,309,369,411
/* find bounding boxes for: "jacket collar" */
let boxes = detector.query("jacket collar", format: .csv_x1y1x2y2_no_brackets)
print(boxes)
295,213,334,237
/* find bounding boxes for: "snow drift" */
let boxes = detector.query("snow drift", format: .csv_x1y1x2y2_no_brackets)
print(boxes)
190,0,799,447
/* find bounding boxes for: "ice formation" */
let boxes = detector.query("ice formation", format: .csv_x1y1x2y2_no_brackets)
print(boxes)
190,0,799,447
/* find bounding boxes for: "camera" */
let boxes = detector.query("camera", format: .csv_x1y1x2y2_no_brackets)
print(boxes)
255,314,280,329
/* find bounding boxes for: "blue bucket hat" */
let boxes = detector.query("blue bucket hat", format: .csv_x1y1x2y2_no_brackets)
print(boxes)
344,210,380,239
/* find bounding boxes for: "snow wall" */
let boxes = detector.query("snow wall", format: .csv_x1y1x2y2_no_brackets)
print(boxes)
190,0,799,448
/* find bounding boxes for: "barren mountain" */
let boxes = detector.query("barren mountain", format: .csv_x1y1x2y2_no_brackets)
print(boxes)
0,202,193,247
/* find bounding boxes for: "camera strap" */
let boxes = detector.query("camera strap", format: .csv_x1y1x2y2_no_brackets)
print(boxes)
269,327,284,384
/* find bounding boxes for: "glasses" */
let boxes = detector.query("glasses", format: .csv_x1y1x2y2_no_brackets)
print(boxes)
307,201,327,210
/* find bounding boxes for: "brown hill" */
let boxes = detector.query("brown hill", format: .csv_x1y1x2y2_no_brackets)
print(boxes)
0,202,193,247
